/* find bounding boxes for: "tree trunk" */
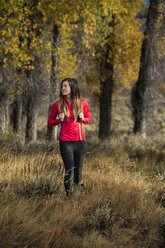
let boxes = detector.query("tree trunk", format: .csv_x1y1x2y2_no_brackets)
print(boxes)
11,98,23,135
0,104,6,134
99,15,115,140
25,97,37,143
99,73,114,140
11,39,24,137
99,45,114,139
47,24,60,142
99,76,113,139
131,0,161,137
0,64,8,135
0,98,8,135
24,2,44,143
5,99,9,130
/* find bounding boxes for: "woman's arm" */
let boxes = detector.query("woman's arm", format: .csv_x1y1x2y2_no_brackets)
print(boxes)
82,99,92,124
48,101,62,126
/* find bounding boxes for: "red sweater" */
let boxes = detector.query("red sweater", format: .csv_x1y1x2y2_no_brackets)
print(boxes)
48,97,92,141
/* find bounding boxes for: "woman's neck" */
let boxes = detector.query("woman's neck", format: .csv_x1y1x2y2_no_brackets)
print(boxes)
66,95,71,104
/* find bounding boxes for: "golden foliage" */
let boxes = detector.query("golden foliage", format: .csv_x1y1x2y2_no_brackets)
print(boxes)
82,0,143,93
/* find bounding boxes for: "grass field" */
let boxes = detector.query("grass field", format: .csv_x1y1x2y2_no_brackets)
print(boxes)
0,131,165,248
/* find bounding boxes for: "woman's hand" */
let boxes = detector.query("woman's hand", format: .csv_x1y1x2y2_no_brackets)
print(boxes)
79,112,84,121
59,112,65,121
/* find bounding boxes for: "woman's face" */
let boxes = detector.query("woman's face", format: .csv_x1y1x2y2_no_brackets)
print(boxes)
61,81,71,97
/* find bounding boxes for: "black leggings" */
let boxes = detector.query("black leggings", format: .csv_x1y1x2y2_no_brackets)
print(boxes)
59,141,85,195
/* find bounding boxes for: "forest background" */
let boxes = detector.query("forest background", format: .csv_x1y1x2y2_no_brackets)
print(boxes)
0,0,165,247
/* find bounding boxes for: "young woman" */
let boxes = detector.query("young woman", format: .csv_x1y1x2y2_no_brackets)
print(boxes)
48,78,92,196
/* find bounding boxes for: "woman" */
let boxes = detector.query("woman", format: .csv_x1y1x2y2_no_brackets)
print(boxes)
48,78,92,196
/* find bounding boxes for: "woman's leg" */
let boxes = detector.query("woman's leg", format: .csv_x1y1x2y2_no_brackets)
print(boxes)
73,141,85,184
59,141,74,195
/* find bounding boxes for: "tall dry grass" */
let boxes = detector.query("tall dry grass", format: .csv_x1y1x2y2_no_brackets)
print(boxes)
0,134,165,248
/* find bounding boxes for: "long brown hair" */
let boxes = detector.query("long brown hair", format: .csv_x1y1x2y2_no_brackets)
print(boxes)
58,78,82,121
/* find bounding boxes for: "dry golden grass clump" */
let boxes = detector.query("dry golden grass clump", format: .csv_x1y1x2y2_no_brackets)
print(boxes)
0,135,165,248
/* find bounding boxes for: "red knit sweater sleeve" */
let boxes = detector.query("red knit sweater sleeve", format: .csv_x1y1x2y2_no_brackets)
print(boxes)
48,101,62,126
82,99,92,124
